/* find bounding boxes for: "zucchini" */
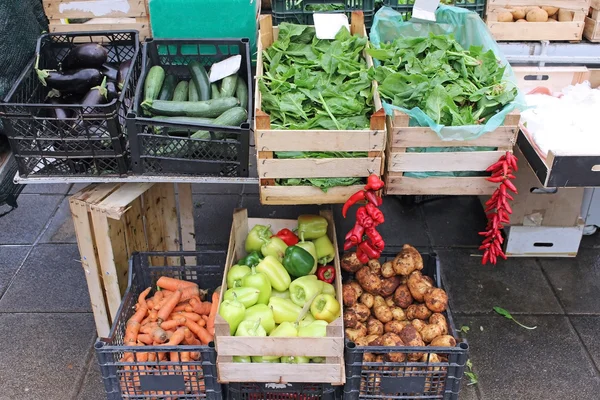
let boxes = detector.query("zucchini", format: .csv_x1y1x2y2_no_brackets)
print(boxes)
151,116,216,136
144,97,239,117
158,74,178,101
142,65,165,106
188,61,210,101
188,80,199,102
235,77,248,111
191,107,248,139
151,116,216,125
172,81,189,101
220,75,238,98
211,83,221,99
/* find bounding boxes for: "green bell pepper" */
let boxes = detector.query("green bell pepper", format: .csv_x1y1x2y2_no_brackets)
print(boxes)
298,320,328,337
227,264,251,289
233,356,252,363
299,313,315,327
237,251,263,268
269,321,298,337
268,297,302,324
282,245,315,277
321,281,336,296
245,225,273,253
297,215,328,241
261,236,288,262
310,294,340,323
245,304,276,334
251,356,280,363
219,296,246,335
312,235,335,265
256,255,291,291
271,289,291,299
224,287,260,308
311,357,325,363
289,275,323,307
296,241,318,274
235,318,267,337
281,356,310,364
241,267,272,305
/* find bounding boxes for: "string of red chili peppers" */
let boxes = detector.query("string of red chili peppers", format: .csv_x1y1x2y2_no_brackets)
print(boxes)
480,151,518,265
342,174,386,264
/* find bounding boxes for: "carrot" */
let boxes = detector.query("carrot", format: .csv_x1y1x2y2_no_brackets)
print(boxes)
179,286,200,302
166,327,186,346
135,343,149,362
172,312,201,322
188,296,212,315
153,293,171,310
206,292,219,334
157,290,182,323
186,320,213,344
141,324,167,343
137,334,153,345
140,322,158,333
173,301,190,312
201,315,209,323
160,317,186,331
160,289,174,297
170,352,180,362
183,328,200,345
146,299,155,310
149,309,158,322
140,315,152,326
153,291,164,305
157,276,197,291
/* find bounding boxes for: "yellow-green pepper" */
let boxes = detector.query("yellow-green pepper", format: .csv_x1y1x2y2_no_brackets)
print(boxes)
256,255,291,291
219,296,246,335
233,356,252,363
245,225,273,253
299,313,316,327
268,297,302,323
321,281,336,296
244,304,275,334
297,215,328,241
271,289,291,299
224,287,259,308
312,235,335,265
310,294,340,323
281,356,310,364
235,319,267,337
261,236,288,262
251,356,280,363
298,320,328,337
241,267,271,305
226,264,251,289
289,275,323,306
269,321,298,337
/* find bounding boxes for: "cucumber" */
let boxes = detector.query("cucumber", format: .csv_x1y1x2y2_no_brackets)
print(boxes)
211,83,221,99
158,74,178,101
144,97,239,117
172,81,189,101
235,77,248,110
188,61,210,101
220,75,238,98
142,65,165,106
188,80,199,102
191,107,248,139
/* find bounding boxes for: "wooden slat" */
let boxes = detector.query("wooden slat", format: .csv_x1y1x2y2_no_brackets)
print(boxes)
592,0,600,10
259,158,382,179
385,175,499,195
217,362,344,384
391,126,517,148
97,183,154,220
584,17,600,42
389,151,507,172
487,0,589,11
48,21,150,41
122,197,148,256
106,218,129,296
177,183,196,265
512,66,590,93
216,337,343,357
159,183,180,266
255,129,385,152
260,185,366,205
486,21,585,41
43,0,148,19
142,184,166,265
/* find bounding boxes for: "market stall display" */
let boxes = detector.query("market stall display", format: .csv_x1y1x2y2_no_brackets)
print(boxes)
585,2,600,42
272,0,376,27
384,0,486,18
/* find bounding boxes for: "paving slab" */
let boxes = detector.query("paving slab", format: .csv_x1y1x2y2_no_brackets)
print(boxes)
76,356,105,400
438,249,562,314
571,316,600,369
0,313,95,400
0,246,30,298
39,197,76,244
0,244,91,312
22,183,71,195
241,194,321,219
193,194,241,245
0,194,62,245
422,196,488,248
538,248,600,314
454,315,600,400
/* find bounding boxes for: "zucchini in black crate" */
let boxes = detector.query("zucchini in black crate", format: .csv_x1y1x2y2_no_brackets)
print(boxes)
142,65,165,106
189,80,200,102
173,80,189,101
144,97,239,118
189,60,211,101
158,74,178,100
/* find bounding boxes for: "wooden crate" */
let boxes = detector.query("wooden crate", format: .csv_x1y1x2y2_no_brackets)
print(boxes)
215,209,345,385
486,0,589,41
69,182,195,337
43,0,152,41
584,2,600,42
255,13,386,205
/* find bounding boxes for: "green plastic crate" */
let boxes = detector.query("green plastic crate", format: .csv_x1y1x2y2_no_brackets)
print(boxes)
273,0,375,28
383,0,486,19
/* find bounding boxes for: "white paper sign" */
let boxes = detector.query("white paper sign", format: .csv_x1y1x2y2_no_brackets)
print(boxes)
411,0,440,22
209,55,241,83
313,13,350,40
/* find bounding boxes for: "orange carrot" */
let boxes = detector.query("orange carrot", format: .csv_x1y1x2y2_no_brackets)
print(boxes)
165,327,186,346
171,312,201,322
201,315,209,323
179,286,200,302
183,328,200,346
137,334,153,345
149,309,158,322
157,290,182,323
186,320,213,344
153,293,171,310
160,317,186,331
161,289,174,297
141,325,167,343
146,299,155,309
135,343,149,362
173,301,190,312
206,292,219,334
188,296,212,315
170,352,180,362
140,315,151,326
140,322,158,333
124,288,151,345
157,276,197,291
153,291,164,305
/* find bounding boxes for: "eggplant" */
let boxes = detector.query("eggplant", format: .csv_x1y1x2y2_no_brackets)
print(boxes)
62,43,108,70
117,59,132,90
101,63,119,82
81,77,108,106
45,98,73,121
106,81,118,102
45,68,103,94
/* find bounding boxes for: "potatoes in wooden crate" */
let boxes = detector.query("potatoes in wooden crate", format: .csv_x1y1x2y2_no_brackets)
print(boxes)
494,6,574,23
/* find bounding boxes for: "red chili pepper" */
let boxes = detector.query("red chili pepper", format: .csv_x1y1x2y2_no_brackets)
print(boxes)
343,239,354,251
505,192,514,201
272,228,299,246
486,175,506,183
502,179,518,194
364,174,385,191
365,190,382,207
316,265,335,284
345,223,365,247
486,160,506,172
503,162,508,176
342,190,366,218
498,251,508,260
482,250,490,265
365,226,385,252
358,240,380,260
365,203,384,225
355,247,369,264
356,206,374,228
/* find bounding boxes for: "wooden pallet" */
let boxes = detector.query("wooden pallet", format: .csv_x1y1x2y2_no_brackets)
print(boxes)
255,13,386,205
215,209,345,385
69,182,195,337
584,2,600,42
486,0,589,42
43,0,151,41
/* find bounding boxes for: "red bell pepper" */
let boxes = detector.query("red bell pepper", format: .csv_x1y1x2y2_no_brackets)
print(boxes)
365,226,385,252
365,190,383,206
358,240,380,260
316,265,335,284
355,247,369,263
273,228,299,246
356,206,374,228
342,190,366,218
364,174,385,191
365,203,384,225
344,223,364,249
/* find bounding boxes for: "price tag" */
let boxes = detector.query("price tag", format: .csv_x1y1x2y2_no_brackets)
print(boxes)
313,13,350,39
411,0,440,22
208,55,241,83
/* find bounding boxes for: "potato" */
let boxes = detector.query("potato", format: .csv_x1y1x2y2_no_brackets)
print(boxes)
558,9,573,22
367,317,384,336
392,244,423,276
393,284,413,308
375,354,385,363
510,7,526,20
342,283,358,307
373,305,393,323
345,322,367,342
405,304,432,321
429,313,448,335
547,18,558,22
379,275,402,297
525,6,541,14
349,281,363,298
344,310,360,329
398,325,425,361
516,19,527,22
381,261,395,278
355,267,380,295
373,295,386,308
526,8,548,22
420,324,443,343
350,303,371,322
497,11,514,22
384,351,406,363
424,288,448,313
391,307,406,321
360,292,375,308
430,335,457,347
385,296,395,308
385,320,410,335
363,352,378,362
368,259,381,275
407,271,434,302
368,332,401,346
411,319,427,332
541,6,558,17
355,334,379,347
341,252,363,273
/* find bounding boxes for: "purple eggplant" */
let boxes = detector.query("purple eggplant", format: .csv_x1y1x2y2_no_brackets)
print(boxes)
117,59,132,90
106,81,118,102
101,62,119,82
44,68,103,94
81,77,108,106
62,43,108,70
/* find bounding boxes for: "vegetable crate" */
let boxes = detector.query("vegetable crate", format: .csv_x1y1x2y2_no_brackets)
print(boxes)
215,208,346,385
384,0,487,19
227,382,341,399
272,0,375,28
584,1,600,42
383,110,520,195
127,38,251,177
0,30,141,178
70,182,196,337
42,0,152,41
95,251,224,400
255,14,386,205
485,0,590,42
343,253,470,400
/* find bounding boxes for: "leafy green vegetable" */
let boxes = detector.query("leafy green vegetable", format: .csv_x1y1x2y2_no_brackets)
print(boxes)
276,177,363,192
368,33,517,127
458,325,470,334
493,307,537,330
465,359,478,386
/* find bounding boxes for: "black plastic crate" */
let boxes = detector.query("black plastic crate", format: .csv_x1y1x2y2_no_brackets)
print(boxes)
127,38,251,177
383,0,486,19
343,252,469,400
272,0,375,28
0,31,141,177
227,382,341,400
95,251,227,400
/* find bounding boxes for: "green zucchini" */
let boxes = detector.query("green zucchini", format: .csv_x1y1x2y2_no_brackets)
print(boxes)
211,83,221,99
235,77,248,110
220,75,238,98
142,65,165,107
151,116,216,136
191,107,248,139
144,97,239,117
188,80,199,102
188,61,210,101
158,74,178,101
172,80,189,102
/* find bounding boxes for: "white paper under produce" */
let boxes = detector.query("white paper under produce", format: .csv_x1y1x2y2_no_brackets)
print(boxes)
521,82,600,157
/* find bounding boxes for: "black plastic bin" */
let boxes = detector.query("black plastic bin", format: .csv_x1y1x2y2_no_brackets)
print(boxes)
127,38,251,177
382,0,486,19
343,252,469,400
0,31,140,177
272,0,375,28
95,251,226,400
227,382,341,400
